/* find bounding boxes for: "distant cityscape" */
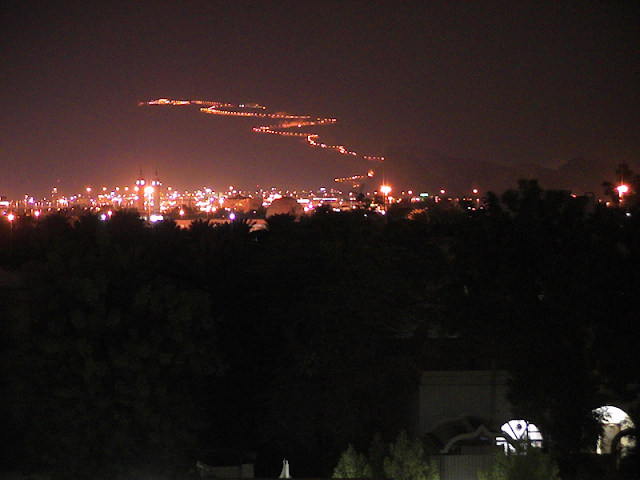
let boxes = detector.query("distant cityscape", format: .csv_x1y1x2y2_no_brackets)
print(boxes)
1,151,628,219
4,156,628,221
0,168,497,221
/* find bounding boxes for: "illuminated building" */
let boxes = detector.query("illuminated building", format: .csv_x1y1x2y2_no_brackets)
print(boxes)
265,197,303,217
151,170,162,215
224,195,261,213
135,169,146,213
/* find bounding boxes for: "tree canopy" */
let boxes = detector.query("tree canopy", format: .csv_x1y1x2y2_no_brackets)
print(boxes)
1,179,639,478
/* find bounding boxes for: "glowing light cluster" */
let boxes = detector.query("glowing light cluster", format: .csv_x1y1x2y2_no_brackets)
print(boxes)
143,98,191,106
335,175,366,183
306,134,357,156
143,98,383,165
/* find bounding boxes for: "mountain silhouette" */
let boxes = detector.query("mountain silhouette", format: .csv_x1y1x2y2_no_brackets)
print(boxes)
384,146,632,197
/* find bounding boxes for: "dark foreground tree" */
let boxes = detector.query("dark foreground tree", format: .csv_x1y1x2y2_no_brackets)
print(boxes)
2,187,639,478
4,212,223,478
442,179,640,477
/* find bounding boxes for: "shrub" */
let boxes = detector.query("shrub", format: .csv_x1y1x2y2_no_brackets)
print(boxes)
383,431,439,480
333,444,372,478
478,443,560,480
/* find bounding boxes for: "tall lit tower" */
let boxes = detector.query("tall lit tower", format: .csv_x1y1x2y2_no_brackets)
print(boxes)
135,168,146,213
151,169,162,214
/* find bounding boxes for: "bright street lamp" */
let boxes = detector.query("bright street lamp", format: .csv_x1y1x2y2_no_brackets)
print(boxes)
7,213,15,242
380,185,391,213
617,184,629,197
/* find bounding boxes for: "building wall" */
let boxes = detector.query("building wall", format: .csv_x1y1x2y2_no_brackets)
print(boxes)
419,370,512,434
436,454,496,480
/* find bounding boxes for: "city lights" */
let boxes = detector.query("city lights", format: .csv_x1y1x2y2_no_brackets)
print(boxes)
0,166,492,222
143,98,383,163
139,99,394,195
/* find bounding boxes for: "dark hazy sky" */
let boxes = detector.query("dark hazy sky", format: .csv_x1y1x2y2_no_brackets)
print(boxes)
2,1,638,199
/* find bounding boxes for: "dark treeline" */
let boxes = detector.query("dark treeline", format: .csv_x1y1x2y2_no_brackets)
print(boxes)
1,179,639,479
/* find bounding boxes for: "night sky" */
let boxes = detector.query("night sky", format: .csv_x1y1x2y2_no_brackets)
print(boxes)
2,1,638,200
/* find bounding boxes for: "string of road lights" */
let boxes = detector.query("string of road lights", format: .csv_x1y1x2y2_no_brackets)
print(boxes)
141,99,385,181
